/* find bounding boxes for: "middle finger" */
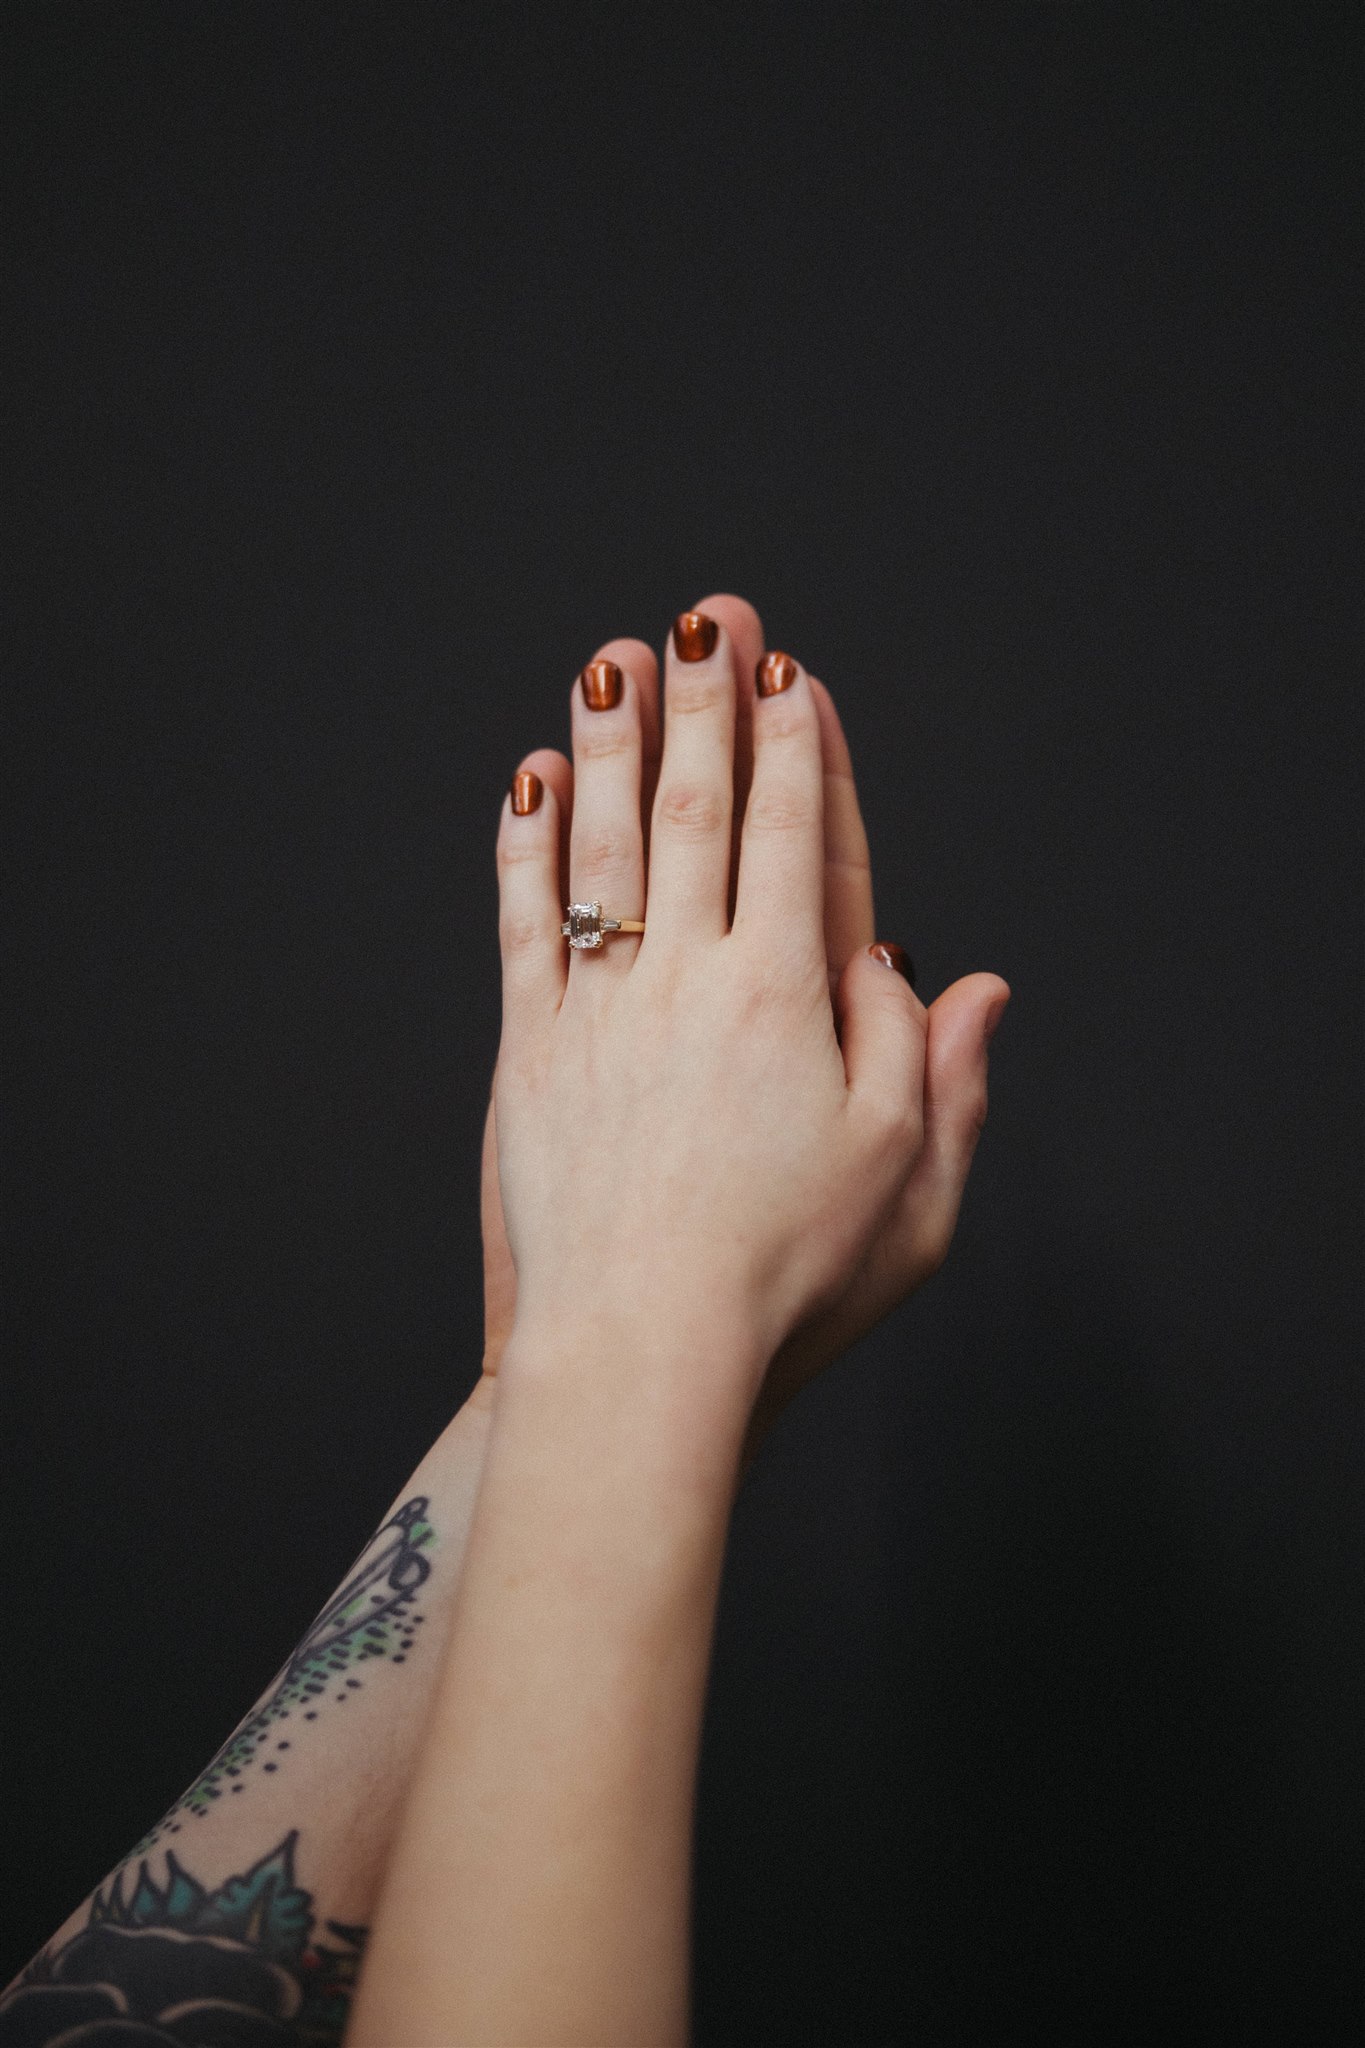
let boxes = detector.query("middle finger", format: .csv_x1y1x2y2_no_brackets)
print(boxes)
640,610,737,949
566,640,651,981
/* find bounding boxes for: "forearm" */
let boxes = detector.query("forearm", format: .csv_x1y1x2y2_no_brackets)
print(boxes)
350,1314,757,2048
2,1376,497,2040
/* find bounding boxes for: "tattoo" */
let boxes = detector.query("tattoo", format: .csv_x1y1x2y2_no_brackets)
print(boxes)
135,1497,436,1853
0,1831,362,2047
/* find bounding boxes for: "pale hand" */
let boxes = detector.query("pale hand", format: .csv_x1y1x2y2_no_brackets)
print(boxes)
479,595,1008,1451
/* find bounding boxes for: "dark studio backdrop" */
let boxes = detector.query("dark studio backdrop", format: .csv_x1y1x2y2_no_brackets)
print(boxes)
3,2,1359,2034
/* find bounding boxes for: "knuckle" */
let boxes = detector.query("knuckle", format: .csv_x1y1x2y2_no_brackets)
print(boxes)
735,944,823,1020
757,698,815,745
655,781,728,840
667,677,730,719
500,910,549,959
575,723,636,764
575,823,636,876
734,965,789,1028
745,785,820,835
498,833,547,868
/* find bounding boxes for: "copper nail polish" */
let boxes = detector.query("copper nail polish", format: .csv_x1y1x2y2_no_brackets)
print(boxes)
673,611,719,662
580,659,623,710
869,941,916,988
756,651,798,697
511,770,543,816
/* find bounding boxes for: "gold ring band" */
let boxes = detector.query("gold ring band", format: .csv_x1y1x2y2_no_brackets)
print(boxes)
561,901,645,950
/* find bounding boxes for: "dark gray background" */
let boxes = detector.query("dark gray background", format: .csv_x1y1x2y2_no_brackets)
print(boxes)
4,3,1359,2034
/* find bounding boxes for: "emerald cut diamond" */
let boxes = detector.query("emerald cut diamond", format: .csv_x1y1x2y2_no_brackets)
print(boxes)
566,901,605,949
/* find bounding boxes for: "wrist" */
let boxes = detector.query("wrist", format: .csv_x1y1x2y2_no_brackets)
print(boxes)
497,1304,768,1499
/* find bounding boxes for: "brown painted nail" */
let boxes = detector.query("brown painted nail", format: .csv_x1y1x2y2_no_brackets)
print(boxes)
510,770,543,816
580,659,623,710
756,651,798,697
869,941,916,988
673,611,719,662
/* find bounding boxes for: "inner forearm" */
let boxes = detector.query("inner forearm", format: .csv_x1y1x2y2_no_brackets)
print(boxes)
351,1318,754,2048
4,1377,497,2038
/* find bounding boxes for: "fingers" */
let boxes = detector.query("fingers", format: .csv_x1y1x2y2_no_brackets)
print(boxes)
808,675,875,981
590,634,661,860
506,609,866,1012
567,642,650,978
640,610,738,945
681,607,871,972
520,744,573,910
687,594,765,922
497,751,571,1060
902,973,1011,1269
732,650,826,968
833,941,929,1194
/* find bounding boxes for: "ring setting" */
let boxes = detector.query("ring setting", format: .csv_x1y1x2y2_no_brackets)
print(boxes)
561,901,646,950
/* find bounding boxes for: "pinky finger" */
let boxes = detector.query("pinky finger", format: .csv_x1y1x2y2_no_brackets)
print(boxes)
808,675,875,979
496,753,569,1058
901,973,1011,1271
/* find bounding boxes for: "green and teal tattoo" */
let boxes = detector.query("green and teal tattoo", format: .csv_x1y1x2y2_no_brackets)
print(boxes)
135,1496,436,1851
0,1498,441,2045
0,1831,363,2045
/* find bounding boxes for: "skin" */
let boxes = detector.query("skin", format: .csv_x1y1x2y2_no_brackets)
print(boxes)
478,593,1010,1462
4,595,1005,2045
350,594,1009,2045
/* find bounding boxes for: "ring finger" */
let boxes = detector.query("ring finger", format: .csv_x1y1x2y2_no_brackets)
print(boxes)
566,638,651,983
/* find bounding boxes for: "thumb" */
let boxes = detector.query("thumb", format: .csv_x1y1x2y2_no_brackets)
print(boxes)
908,972,1012,1272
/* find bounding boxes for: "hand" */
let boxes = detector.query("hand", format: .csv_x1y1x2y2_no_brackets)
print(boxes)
480,597,1009,1444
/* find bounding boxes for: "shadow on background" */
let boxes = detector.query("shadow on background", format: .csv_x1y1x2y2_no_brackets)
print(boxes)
3,1,1356,2020
696,1256,1325,2044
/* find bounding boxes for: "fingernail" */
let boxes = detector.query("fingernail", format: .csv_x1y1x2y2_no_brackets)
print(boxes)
869,941,916,987
756,651,798,697
510,770,543,816
580,659,623,710
983,993,1011,1043
673,610,719,662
